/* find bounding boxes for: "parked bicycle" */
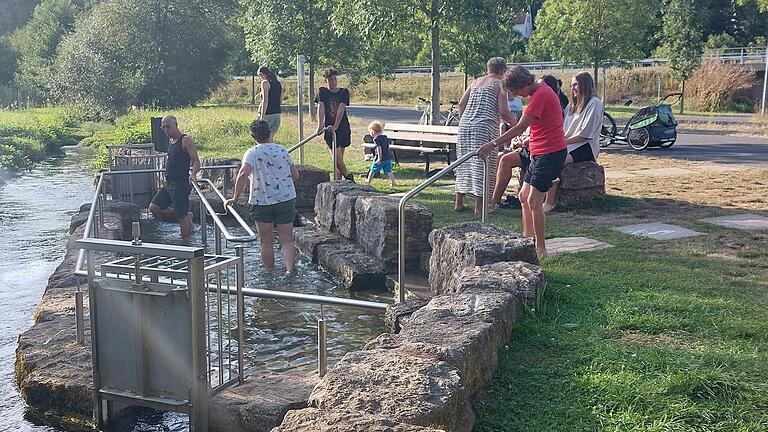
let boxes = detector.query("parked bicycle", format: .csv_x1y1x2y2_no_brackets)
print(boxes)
600,93,682,151
417,97,460,126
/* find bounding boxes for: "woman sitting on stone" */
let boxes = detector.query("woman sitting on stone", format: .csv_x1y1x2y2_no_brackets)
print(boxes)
543,71,604,213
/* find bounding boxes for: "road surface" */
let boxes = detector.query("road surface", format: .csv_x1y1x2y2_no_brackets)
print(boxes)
347,105,768,166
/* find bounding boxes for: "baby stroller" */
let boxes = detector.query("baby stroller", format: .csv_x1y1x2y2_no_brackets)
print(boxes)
600,92,682,151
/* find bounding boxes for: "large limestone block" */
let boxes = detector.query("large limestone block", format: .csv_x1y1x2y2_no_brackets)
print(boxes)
209,371,319,432
295,165,330,211
272,408,445,431
428,222,537,294
355,195,433,270
316,242,387,291
455,261,546,317
367,292,516,394
384,298,429,333
334,189,379,240
314,181,374,231
556,161,606,207
309,348,473,432
293,225,343,263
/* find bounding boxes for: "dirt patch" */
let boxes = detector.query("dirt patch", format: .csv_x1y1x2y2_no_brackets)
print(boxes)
614,329,704,351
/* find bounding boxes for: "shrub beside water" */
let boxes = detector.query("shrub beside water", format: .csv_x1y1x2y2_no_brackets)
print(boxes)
0,107,87,174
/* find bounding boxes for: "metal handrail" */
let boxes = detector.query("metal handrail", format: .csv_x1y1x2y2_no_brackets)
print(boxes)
75,165,245,274
397,149,490,301
287,126,329,153
193,178,258,243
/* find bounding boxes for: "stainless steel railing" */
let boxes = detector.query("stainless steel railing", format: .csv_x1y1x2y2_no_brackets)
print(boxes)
397,150,490,300
287,126,340,180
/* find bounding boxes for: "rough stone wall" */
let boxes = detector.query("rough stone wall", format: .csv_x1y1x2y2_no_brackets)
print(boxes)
428,221,538,295
556,161,606,207
294,165,330,212
314,181,374,231
274,228,547,431
355,195,433,271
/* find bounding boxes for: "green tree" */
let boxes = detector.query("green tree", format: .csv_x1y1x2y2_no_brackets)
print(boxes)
10,0,82,96
529,0,658,88
0,0,40,35
705,32,739,50
0,36,18,85
662,0,703,113
54,0,237,118
442,2,523,90
240,0,359,119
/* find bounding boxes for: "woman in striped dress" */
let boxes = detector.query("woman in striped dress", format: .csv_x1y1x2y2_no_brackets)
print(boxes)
456,57,518,214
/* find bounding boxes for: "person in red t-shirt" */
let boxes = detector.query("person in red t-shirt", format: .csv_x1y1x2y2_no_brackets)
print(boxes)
478,66,567,257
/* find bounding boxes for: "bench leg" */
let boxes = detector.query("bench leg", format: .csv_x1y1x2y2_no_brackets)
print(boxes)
424,154,431,177
392,150,400,166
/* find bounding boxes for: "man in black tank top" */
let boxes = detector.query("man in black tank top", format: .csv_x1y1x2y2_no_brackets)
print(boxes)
149,115,201,236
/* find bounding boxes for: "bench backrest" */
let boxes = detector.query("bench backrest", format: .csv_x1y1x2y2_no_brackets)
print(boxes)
384,122,458,136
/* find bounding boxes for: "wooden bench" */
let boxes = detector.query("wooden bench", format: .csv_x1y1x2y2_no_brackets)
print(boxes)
361,122,458,176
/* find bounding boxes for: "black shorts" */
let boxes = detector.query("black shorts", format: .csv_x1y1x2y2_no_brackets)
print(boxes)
251,198,296,225
569,144,595,163
151,181,192,220
518,147,531,173
523,149,567,193
324,124,351,149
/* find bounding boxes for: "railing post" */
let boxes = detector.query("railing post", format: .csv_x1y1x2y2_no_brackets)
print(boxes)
200,199,207,254
214,225,222,255
398,199,407,302
235,246,245,383
332,131,338,180
297,54,306,165
481,156,489,224
317,305,328,377
188,255,208,432
75,278,85,345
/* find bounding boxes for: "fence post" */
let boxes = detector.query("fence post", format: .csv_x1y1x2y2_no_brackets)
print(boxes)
317,305,328,377
762,46,768,116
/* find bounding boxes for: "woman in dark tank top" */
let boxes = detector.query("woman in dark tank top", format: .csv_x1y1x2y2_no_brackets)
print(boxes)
259,65,283,136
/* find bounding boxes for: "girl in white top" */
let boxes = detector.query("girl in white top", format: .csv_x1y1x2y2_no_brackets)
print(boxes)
544,72,604,212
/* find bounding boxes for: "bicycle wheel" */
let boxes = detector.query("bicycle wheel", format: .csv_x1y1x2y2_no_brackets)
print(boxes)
599,112,617,147
418,112,429,125
445,113,459,126
628,127,650,151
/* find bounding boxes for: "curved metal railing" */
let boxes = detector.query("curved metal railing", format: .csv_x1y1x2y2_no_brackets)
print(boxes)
397,150,490,301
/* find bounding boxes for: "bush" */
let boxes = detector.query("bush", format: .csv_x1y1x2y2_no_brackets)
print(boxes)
687,61,755,112
54,0,237,119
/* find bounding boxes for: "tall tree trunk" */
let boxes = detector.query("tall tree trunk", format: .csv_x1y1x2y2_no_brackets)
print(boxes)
430,12,441,125
309,62,316,122
251,74,256,105
378,77,382,104
464,72,468,91
680,80,685,114
593,57,599,90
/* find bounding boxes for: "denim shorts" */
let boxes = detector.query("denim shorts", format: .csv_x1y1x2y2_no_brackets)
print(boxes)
250,198,296,225
370,159,393,175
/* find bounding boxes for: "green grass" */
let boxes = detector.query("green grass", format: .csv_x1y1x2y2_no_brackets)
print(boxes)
467,206,768,431
0,107,89,173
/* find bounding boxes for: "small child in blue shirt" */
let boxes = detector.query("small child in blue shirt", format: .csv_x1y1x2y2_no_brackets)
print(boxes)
365,121,396,186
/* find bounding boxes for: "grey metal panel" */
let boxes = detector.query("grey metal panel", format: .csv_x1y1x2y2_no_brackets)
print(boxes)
93,278,192,402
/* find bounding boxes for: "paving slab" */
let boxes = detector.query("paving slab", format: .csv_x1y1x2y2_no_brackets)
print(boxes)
605,170,639,179
634,167,696,177
546,237,612,255
615,223,704,240
700,213,768,231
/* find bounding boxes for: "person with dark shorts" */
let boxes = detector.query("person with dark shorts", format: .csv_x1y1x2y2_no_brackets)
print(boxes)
544,71,604,212
226,120,299,273
149,115,200,237
314,68,353,181
478,66,567,257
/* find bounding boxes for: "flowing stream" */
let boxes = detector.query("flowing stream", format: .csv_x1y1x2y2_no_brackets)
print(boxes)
0,147,387,431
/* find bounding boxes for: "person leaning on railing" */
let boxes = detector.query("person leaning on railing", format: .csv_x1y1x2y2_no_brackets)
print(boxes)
478,66,567,258
226,120,300,274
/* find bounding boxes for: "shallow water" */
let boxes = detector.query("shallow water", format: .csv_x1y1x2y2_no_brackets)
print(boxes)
0,148,388,431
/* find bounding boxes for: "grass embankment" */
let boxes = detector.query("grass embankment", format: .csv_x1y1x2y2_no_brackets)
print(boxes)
0,107,90,176
73,106,768,429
